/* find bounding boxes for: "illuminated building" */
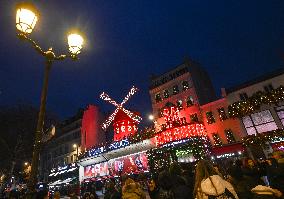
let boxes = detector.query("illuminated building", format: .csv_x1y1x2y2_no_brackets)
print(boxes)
225,68,284,157
149,59,245,159
39,109,83,185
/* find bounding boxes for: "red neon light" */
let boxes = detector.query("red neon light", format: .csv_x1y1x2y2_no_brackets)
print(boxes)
155,123,206,146
113,110,139,141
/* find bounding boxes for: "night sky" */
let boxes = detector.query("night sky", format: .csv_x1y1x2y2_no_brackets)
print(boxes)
1,0,284,122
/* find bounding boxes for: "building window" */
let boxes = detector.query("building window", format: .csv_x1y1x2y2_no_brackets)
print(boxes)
186,96,194,107
218,107,227,121
264,84,274,93
239,92,248,101
177,100,183,109
182,81,189,91
225,129,236,144
275,106,284,126
242,110,278,135
173,85,179,95
155,93,162,103
163,90,169,98
206,111,216,124
213,133,222,146
190,113,198,122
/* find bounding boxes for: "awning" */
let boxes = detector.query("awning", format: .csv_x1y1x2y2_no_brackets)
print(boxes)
211,143,244,156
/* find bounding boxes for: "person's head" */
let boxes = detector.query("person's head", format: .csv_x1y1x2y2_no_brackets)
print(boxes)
124,178,135,186
83,192,90,199
106,181,115,190
193,160,218,197
53,191,60,199
247,159,255,167
158,170,172,190
169,162,182,176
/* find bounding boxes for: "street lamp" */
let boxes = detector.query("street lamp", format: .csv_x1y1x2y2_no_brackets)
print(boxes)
148,114,154,121
73,144,79,161
24,162,29,166
15,2,85,192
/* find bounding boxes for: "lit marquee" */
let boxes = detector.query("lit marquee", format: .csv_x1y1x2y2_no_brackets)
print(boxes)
155,105,207,146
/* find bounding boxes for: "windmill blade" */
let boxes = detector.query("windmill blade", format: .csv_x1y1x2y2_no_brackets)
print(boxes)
121,107,142,123
100,92,120,107
121,86,139,106
102,108,120,131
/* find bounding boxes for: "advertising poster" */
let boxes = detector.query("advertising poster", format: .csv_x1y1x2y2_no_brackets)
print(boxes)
83,152,148,178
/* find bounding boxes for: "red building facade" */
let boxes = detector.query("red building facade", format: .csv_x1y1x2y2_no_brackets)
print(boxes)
149,60,245,156
81,105,105,150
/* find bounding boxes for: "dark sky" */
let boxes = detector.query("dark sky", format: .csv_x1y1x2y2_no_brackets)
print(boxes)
1,0,284,122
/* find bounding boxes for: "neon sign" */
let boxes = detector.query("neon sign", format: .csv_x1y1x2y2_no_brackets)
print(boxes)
155,123,206,146
162,106,187,129
88,146,106,157
108,138,130,151
114,120,138,135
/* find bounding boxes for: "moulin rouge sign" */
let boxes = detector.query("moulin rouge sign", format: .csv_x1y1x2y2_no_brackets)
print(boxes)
155,106,206,146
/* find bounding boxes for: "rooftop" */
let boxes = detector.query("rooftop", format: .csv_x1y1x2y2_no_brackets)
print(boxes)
225,67,284,94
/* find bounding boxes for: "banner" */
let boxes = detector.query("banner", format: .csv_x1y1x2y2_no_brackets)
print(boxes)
84,152,148,178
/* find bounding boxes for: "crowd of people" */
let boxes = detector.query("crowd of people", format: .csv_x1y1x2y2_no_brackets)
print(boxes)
100,155,284,199
2,153,284,199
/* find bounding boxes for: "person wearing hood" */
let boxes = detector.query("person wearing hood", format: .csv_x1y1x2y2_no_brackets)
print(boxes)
122,178,146,199
193,160,239,199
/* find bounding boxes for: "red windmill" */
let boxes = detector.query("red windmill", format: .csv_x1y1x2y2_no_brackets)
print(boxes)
100,86,142,141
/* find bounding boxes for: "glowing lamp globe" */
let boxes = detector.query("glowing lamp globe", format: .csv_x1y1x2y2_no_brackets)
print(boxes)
68,33,84,55
16,3,39,34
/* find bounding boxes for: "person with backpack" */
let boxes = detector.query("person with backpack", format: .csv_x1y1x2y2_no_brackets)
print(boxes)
193,160,239,199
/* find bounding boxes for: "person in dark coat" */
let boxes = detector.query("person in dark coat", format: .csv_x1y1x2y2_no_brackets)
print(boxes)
169,162,193,199
229,159,253,199
158,170,174,199
241,158,263,188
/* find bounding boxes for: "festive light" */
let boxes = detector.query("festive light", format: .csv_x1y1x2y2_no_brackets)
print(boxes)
218,107,227,121
100,86,142,131
225,129,236,144
108,138,130,151
213,133,222,146
155,124,206,146
216,153,236,159
88,146,106,157
228,86,284,118
190,113,199,122
242,129,284,147
182,81,190,91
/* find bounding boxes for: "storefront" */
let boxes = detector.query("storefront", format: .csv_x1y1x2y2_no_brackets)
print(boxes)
77,138,156,183
48,163,79,195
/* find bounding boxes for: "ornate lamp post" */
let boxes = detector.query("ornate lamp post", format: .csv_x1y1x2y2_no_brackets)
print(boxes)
15,2,84,192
